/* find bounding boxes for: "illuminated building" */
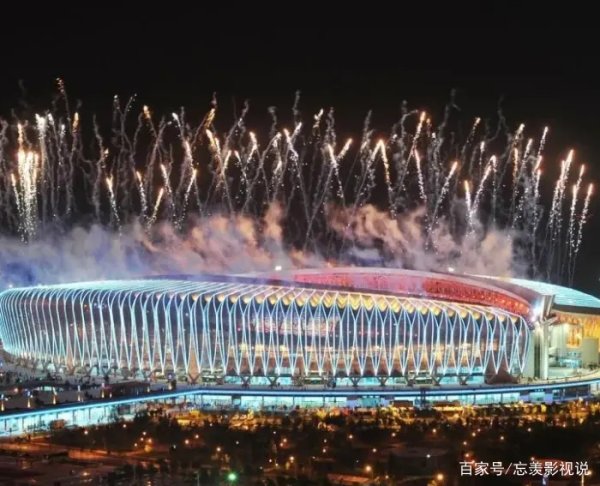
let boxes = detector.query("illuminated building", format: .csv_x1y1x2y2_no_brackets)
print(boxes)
0,268,598,388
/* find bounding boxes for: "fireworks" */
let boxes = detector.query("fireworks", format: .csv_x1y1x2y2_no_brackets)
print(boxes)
12,150,39,240
472,156,495,220
570,183,594,282
147,188,164,230
0,86,593,284
105,176,120,231
414,151,427,205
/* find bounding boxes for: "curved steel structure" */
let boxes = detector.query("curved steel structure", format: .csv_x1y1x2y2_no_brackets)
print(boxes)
0,269,532,384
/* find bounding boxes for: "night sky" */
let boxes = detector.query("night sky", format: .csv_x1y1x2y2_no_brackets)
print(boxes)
2,7,599,293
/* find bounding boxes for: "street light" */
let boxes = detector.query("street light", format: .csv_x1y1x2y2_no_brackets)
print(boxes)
436,473,444,482
227,471,237,483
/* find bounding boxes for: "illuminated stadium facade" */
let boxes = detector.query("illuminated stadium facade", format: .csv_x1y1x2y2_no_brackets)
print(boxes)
0,268,599,391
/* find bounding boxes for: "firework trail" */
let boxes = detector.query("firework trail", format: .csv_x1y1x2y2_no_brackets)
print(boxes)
464,180,473,229
375,139,395,213
471,156,495,220
10,174,22,237
105,176,121,231
546,149,575,277
568,165,585,263
427,161,458,244
414,151,427,205
12,150,39,240
160,164,172,198
147,188,165,231
409,111,427,160
537,126,549,158
136,170,148,220
569,183,594,284
326,144,346,203
532,166,543,238
178,168,198,228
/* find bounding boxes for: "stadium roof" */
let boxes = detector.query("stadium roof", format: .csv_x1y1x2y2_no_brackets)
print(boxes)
11,267,600,321
256,268,544,321
495,277,600,314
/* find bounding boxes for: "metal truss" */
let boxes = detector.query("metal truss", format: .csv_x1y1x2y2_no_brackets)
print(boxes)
0,277,531,383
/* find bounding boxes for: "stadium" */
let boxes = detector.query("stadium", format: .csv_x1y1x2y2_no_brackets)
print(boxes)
1,267,599,395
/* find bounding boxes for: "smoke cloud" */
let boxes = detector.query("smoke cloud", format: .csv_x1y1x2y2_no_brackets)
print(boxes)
328,204,525,277
0,203,525,289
